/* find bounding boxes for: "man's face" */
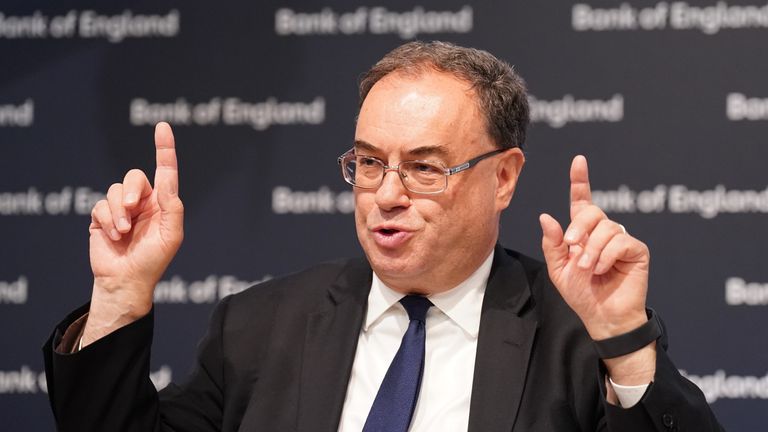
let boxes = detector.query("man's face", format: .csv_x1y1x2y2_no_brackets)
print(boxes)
354,70,524,294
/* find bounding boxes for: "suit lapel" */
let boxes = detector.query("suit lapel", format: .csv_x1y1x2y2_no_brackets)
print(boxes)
297,259,371,432
468,246,537,432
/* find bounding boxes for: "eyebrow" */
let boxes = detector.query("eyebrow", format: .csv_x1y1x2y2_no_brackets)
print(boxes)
353,140,379,154
353,140,450,159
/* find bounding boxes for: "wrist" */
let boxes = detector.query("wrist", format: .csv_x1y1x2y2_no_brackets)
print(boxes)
83,279,153,346
583,309,649,341
604,341,657,386
91,277,154,314
591,309,663,360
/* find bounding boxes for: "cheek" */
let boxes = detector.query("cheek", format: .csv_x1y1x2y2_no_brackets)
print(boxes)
411,199,448,237
439,187,495,234
354,191,377,237
354,190,371,214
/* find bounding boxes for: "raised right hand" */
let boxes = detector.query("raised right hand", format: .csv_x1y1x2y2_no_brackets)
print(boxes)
82,122,184,346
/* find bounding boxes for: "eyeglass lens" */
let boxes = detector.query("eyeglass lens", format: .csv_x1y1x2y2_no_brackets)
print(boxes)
344,156,446,193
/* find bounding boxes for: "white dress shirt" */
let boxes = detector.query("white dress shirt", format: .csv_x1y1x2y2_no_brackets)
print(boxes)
337,250,649,431
338,252,494,432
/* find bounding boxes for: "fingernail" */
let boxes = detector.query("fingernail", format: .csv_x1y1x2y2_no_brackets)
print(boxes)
110,229,121,240
564,230,578,243
118,217,131,231
125,193,138,204
577,253,591,269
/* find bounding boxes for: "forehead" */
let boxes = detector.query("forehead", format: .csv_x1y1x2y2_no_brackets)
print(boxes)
355,70,489,159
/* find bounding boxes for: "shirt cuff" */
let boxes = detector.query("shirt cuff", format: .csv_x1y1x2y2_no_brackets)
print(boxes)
55,312,89,353
609,377,650,408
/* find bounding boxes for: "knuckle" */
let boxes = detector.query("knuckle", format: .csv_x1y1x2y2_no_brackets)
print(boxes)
125,168,147,183
587,238,605,253
591,205,607,218
596,219,614,231
640,242,650,255
92,202,111,222
619,237,634,250
92,199,107,213
585,247,599,258
577,206,603,223
107,182,122,195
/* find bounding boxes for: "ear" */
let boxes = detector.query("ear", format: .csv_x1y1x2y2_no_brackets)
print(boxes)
495,147,525,211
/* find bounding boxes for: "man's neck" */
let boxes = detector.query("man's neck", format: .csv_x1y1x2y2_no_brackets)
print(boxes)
377,247,496,296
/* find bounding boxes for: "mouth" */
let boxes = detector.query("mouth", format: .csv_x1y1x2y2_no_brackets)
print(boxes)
371,226,413,248
373,224,410,235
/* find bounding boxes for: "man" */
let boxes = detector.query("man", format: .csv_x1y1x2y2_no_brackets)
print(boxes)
44,42,722,431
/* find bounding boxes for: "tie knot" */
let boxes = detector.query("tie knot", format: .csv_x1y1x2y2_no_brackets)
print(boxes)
399,295,432,322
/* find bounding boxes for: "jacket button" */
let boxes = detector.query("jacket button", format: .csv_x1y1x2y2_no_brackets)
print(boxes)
662,413,675,428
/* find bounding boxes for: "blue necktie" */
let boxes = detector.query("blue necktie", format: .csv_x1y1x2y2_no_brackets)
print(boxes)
363,295,433,432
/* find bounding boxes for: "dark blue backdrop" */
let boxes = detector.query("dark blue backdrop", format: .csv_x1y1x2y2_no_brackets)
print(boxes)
2,1,767,430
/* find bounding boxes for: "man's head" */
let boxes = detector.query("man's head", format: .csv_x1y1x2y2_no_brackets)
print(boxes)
352,41,529,294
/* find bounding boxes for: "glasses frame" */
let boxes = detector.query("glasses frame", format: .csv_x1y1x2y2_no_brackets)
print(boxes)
337,147,509,194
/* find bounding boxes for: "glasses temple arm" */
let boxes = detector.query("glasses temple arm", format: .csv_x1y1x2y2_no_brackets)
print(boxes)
447,149,508,175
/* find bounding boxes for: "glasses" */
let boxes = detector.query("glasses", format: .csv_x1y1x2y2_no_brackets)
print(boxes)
337,148,509,194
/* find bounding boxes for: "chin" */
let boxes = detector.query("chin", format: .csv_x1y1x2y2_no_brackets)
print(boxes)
364,244,422,278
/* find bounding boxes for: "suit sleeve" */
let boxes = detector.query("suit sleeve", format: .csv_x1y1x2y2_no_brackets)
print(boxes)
43,296,233,432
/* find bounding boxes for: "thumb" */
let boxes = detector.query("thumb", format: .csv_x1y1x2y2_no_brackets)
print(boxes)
539,213,568,273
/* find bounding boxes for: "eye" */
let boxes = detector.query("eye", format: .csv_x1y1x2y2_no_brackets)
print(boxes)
357,156,380,167
414,163,431,172
412,162,442,175
403,162,444,185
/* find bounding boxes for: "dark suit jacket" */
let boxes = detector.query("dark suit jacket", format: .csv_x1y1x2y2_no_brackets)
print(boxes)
44,246,723,431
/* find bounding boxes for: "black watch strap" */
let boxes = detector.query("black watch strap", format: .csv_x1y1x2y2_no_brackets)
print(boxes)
593,309,662,359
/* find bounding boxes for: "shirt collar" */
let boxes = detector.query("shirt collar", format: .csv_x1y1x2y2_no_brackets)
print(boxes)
364,250,494,338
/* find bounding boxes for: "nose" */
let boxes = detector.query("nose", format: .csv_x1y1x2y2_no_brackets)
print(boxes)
374,168,411,211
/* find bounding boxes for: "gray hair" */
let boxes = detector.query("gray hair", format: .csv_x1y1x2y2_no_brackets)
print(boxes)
359,41,529,150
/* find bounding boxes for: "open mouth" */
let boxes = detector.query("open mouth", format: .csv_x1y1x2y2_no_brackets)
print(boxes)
372,226,411,248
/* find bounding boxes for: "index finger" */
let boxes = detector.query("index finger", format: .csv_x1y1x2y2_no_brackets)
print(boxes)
570,155,591,220
153,122,178,196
